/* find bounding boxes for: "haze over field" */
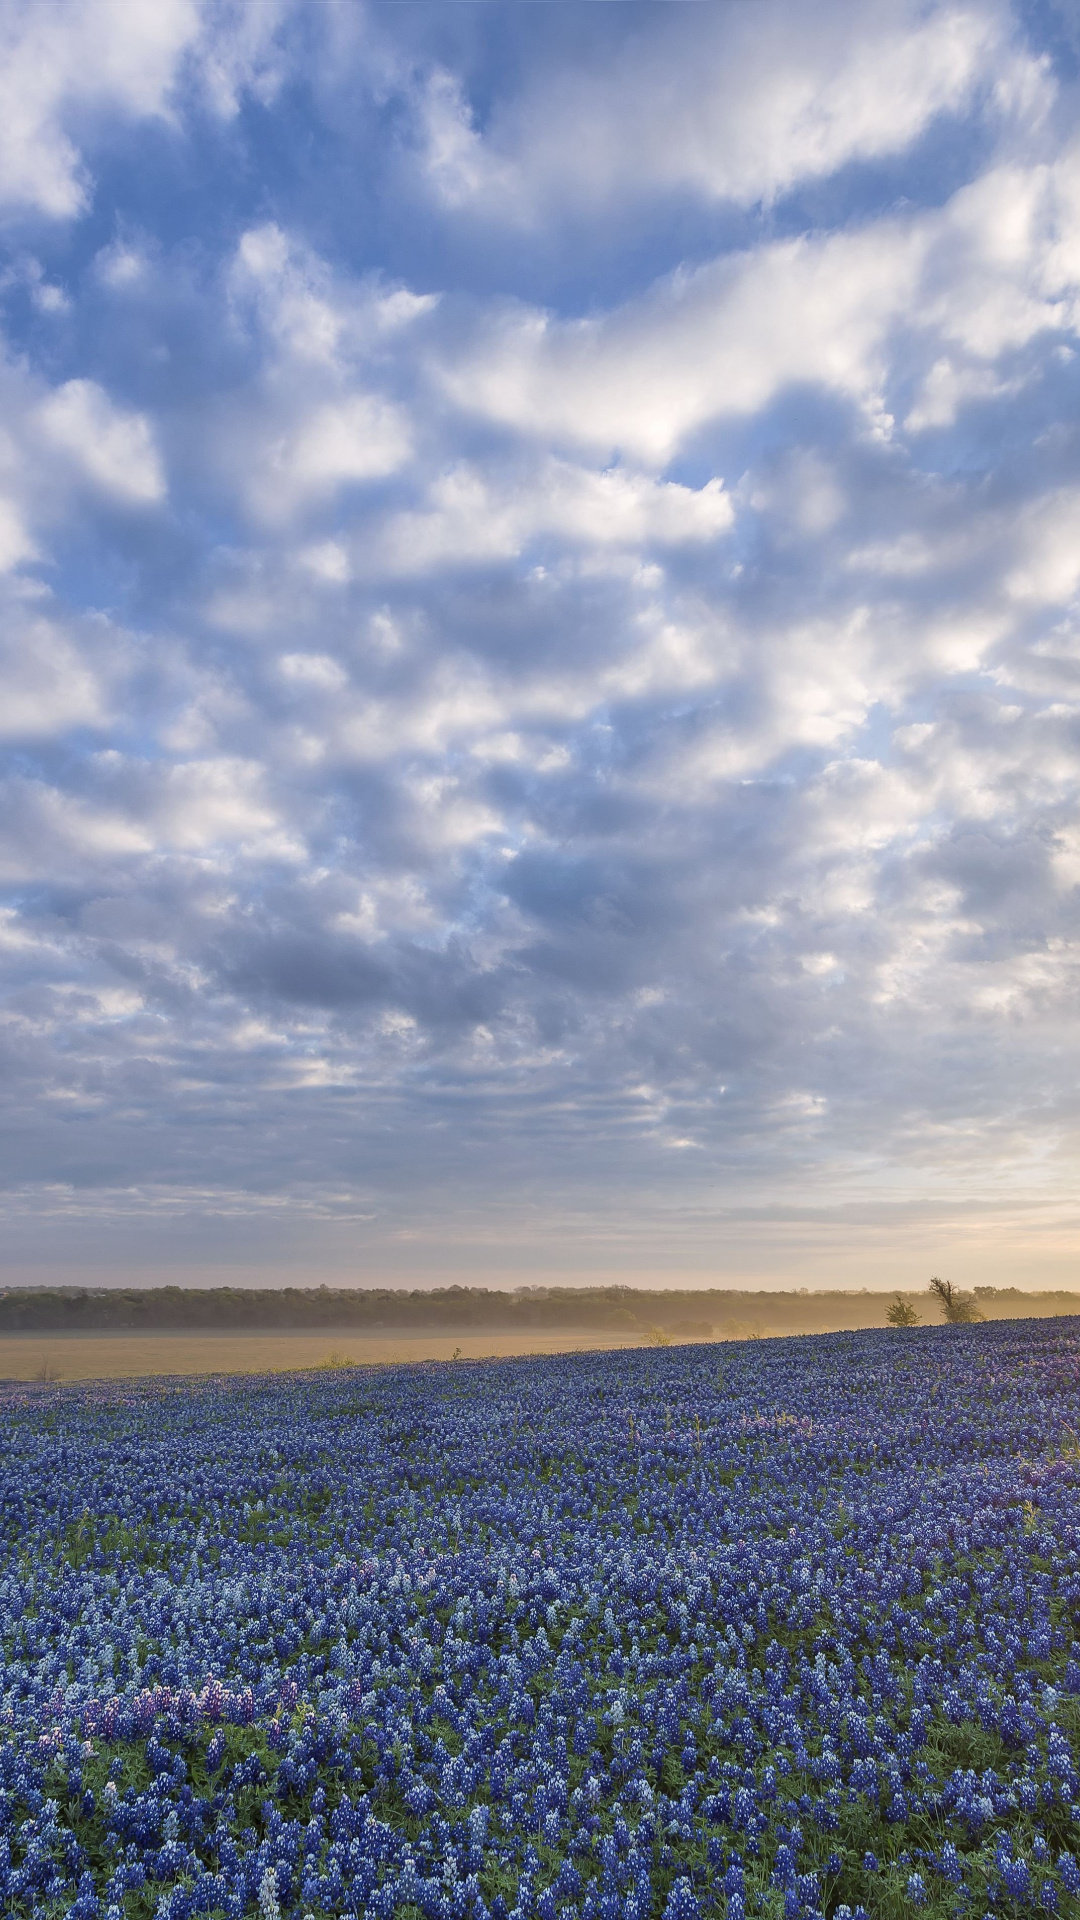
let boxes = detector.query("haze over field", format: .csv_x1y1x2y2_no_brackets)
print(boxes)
0,1284,1076,1380
2,1,1080,1290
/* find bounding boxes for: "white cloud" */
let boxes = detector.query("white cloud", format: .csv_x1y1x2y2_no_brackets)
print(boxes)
1005,487,1080,606
369,461,732,573
0,608,106,738
845,482,1080,616
94,241,149,289
0,0,198,218
194,0,288,118
223,226,433,523
296,541,351,584
0,498,37,572
415,1,1032,219
416,69,503,213
231,224,437,368
154,757,298,857
292,398,406,489
904,355,1026,429
232,224,347,367
0,782,152,885
0,753,299,890
235,391,411,526
915,157,1080,360
436,139,1080,462
38,380,165,505
438,223,923,462
0,0,287,220
278,652,348,691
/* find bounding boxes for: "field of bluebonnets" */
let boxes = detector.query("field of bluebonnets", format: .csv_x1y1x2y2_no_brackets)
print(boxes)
2,1322,1080,1920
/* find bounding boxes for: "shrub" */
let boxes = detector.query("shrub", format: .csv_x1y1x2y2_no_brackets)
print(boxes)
928,1274,984,1323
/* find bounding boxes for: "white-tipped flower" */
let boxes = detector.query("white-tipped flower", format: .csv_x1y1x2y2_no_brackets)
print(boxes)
258,1866,281,1920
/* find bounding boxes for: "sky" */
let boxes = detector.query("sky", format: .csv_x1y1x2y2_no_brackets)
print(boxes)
1,0,1080,1293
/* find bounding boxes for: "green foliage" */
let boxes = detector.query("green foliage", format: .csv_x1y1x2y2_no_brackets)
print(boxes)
887,1294,920,1327
60,1511,156,1569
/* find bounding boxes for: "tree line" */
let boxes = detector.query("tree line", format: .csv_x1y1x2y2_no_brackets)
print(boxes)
0,1281,1073,1335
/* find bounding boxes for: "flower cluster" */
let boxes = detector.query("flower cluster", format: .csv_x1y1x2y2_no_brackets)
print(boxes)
0,1320,1079,1917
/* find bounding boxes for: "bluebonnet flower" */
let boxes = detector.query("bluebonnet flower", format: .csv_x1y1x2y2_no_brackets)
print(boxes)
0,1327,1073,1914
1059,1852,1080,1895
662,1877,700,1920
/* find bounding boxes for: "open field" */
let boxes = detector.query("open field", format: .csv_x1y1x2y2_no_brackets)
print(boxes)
3,1320,1080,1919
0,1326,683,1380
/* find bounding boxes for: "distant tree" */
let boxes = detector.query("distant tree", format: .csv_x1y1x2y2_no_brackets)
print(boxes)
928,1275,983,1324
886,1295,919,1327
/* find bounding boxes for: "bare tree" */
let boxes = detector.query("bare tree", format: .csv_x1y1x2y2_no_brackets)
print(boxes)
928,1276,983,1324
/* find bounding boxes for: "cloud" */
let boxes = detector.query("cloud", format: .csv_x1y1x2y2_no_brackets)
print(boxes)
217,224,432,522
413,0,1030,220
1004,486,1080,605
904,355,1026,428
0,0,1079,1283
38,379,165,504
0,0,198,218
0,498,36,572
435,225,925,462
0,599,109,739
244,394,412,523
368,462,732,575
435,143,1080,461
0,0,286,220
230,223,437,367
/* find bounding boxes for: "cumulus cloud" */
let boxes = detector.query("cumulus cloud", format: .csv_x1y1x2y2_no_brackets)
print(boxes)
38,380,165,504
217,224,432,522
367,462,732,575
230,223,437,367
0,0,1079,1284
0,599,109,739
0,0,198,218
412,0,1030,219
436,144,1080,461
0,0,285,219
435,227,925,462
0,498,36,572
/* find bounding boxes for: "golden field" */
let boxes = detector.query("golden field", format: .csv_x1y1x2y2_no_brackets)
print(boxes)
0,1327,670,1382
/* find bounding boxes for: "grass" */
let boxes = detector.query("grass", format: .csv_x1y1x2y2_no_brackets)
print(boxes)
0,1327,704,1381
